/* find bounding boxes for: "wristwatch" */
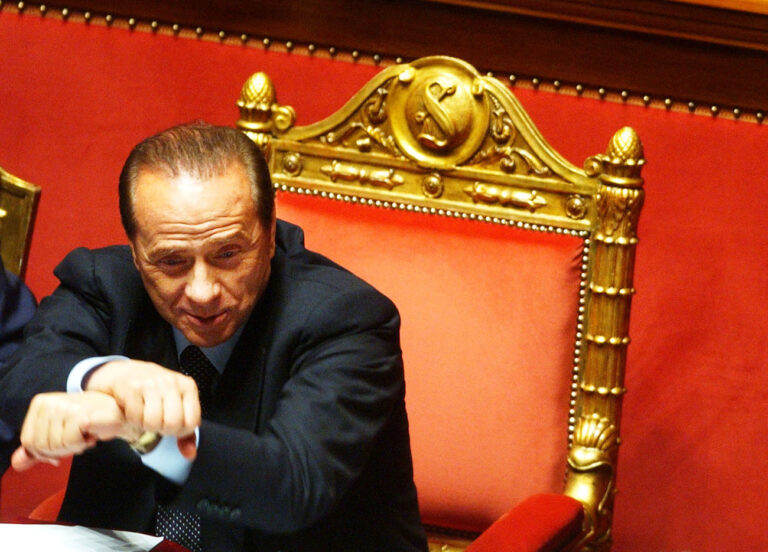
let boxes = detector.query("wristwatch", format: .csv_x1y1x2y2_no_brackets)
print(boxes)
129,431,161,454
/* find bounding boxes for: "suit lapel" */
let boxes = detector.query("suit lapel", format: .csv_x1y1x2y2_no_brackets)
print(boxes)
209,306,268,431
123,303,179,371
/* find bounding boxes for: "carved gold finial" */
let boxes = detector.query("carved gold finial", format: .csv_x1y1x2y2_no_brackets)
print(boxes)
236,71,296,154
239,72,276,111
607,126,643,163
584,126,645,187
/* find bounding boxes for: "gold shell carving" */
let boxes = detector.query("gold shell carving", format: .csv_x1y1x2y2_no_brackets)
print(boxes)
569,414,619,471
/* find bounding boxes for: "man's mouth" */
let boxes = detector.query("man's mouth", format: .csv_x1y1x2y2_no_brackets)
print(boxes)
184,311,227,327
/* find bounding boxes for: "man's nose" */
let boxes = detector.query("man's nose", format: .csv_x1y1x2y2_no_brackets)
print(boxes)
184,261,220,304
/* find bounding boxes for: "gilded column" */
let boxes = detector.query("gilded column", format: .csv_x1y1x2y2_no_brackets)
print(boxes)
564,127,645,551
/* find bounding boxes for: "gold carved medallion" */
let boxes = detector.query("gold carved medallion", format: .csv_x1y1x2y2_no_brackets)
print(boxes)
389,59,489,169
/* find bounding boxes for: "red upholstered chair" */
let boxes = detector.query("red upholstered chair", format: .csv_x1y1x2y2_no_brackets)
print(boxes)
236,56,645,551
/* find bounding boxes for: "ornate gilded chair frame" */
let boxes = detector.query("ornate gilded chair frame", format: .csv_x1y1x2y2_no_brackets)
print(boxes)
235,56,644,552
0,166,40,277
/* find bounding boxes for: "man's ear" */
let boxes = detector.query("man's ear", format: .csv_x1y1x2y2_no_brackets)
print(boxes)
128,241,140,269
269,211,277,258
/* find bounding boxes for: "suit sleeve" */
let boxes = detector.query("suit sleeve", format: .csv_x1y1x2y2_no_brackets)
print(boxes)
177,284,404,534
0,247,131,430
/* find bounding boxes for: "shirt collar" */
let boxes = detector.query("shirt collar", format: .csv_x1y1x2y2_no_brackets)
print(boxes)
172,326,245,374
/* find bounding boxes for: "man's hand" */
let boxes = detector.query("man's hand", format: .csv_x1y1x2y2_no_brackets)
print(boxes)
12,391,131,471
86,359,201,437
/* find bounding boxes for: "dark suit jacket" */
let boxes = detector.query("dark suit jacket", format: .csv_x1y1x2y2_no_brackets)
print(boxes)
0,220,427,551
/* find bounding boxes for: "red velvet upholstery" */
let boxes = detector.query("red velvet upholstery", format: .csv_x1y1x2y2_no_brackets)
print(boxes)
466,494,584,552
278,193,584,533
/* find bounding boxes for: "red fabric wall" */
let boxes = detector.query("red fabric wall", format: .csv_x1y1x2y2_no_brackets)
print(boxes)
1,12,766,551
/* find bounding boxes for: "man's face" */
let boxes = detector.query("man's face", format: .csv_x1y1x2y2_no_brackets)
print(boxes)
130,163,275,348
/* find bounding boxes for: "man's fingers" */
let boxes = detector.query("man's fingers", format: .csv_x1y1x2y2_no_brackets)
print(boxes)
181,379,202,433
11,446,38,471
177,433,198,460
11,446,60,472
88,360,202,436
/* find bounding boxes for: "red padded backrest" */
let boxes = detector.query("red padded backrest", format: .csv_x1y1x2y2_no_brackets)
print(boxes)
278,192,584,532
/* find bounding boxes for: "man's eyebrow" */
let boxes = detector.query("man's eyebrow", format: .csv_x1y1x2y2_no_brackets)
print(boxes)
145,246,186,260
209,231,251,247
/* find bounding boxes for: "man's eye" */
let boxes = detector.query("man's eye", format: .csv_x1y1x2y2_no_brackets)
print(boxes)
159,258,185,267
218,249,239,259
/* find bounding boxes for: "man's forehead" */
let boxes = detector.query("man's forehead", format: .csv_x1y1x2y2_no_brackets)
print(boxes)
135,161,247,187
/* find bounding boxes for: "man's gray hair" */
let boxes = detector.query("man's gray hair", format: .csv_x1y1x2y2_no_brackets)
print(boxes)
119,121,273,238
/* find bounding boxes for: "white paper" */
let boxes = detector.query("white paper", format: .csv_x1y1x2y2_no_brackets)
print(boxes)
0,523,164,551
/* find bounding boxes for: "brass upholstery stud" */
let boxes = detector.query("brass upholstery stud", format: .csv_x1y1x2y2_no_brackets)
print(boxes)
285,41,293,51
642,95,651,105
150,20,159,31
308,43,316,53
171,23,180,33
598,87,606,98
328,46,337,56
240,33,248,43
218,30,226,40
105,14,113,24
262,37,271,47
620,90,628,100
128,17,136,29
664,98,672,109
39,4,46,14
575,84,584,94
83,10,91,20
688,101,696,112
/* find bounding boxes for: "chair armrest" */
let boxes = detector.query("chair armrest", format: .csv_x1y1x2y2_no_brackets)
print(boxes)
465,494,584,552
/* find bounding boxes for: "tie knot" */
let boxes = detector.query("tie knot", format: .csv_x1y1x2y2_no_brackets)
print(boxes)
180,345,218,412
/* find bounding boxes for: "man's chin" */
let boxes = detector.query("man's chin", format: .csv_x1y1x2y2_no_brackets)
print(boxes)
178,313,233,347
180,325,233,348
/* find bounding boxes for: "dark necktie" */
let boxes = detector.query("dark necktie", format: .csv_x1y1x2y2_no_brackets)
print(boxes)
179,344,218,416
155,345,218,552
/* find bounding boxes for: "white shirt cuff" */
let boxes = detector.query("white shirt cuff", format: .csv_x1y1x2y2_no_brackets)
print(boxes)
138,430,198,485
67,355,129,393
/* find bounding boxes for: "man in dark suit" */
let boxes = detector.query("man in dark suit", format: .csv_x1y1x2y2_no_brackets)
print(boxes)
0,122,427,551
0,257,37,472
